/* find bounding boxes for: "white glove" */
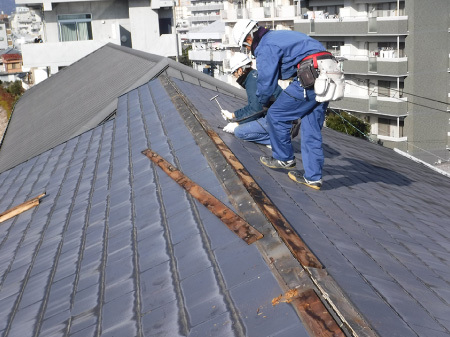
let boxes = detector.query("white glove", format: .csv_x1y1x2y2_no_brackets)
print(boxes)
223,122,239,133
221,109,233,120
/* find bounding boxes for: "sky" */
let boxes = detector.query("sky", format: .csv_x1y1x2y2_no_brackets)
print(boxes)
0,0,15,15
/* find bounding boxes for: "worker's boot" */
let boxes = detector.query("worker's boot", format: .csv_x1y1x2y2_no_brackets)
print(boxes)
260,156,296,170
288,171,322,190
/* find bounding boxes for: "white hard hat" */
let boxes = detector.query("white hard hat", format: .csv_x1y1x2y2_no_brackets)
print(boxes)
230,53,252,73
232,19,258,47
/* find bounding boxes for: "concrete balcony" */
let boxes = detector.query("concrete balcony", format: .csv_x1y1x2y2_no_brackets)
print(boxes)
16,0,173,10
188,4,224,12
188,49,229,62
21,39,119,71
342,56,408,77
15,0,116,11
221,6,298,21
151,0,173,9
221,8,249,21
330,95,408,117
294,16,408,36
189,14,221,23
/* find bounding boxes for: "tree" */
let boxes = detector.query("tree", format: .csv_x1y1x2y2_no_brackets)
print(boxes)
0,81,25,119
6,80,24,97
179,44,192,67
325,110,370,139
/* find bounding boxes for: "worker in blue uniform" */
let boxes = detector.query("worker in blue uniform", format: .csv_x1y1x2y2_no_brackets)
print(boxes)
232,19,331,190
221,53,285,146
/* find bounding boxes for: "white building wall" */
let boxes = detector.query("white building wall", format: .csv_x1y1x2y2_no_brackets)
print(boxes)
22,40,112,73
41,1,130,43
20,0,177,82
129,0,177,57
0,24,8,50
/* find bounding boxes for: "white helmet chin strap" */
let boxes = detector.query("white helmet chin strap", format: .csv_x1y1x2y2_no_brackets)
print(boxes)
246,26,259,45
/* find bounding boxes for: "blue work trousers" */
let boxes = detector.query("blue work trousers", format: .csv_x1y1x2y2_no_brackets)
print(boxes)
266,80,328,181
234,117,271,145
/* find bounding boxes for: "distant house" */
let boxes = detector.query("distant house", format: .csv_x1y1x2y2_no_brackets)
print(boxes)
1,52,22,73
15,0,179,84
0,48,29,83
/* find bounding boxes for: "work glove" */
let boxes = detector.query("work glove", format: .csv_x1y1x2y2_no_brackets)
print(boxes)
221,109,233,120
223,122,239,133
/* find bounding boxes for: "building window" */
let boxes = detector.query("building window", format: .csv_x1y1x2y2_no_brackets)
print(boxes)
378,118,390,136
378,80,390,98
372,2,405,17
58,14,93,42
378,80,404,98
159,18,172,35
378,118,404,137
378,42,405,58
7,63,21,70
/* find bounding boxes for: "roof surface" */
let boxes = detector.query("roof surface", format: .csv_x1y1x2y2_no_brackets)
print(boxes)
0,45,450,337
0,49,21,56
174,78,450,337
0,77,310,337
1,54,21,61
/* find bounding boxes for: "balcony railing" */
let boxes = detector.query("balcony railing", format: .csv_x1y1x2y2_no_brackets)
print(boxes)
294,16,408,36
188,49,228,62
188,4,224,12
188,14,221,23
221,6,298,21
330,95,407,117
341,55,408,76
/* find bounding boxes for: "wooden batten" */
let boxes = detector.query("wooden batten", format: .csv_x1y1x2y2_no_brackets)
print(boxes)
0,193,46,224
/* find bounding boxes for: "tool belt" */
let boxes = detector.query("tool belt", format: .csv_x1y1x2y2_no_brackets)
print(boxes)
296,51,333,89
297,51,345,102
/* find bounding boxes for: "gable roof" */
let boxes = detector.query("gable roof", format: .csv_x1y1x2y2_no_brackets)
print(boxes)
0,45,450,337
1,54,21,61
0,43,244,174
0,48,21,56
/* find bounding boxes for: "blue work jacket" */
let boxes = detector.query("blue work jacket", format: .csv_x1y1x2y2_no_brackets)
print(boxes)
234,69,282,124
253,30,325,106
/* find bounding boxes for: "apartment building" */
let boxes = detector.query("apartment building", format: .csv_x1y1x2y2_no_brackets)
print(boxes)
220,0,301,83
187,0,297,85
15,0,178,83
0,23,8,50
187,20,230,83
292,0,449,165
0,14,13,50
188,0,223,28
217,0,448,165
10,7,42,37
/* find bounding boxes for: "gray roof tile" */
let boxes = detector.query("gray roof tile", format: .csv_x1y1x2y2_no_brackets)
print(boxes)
173,76,450,336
